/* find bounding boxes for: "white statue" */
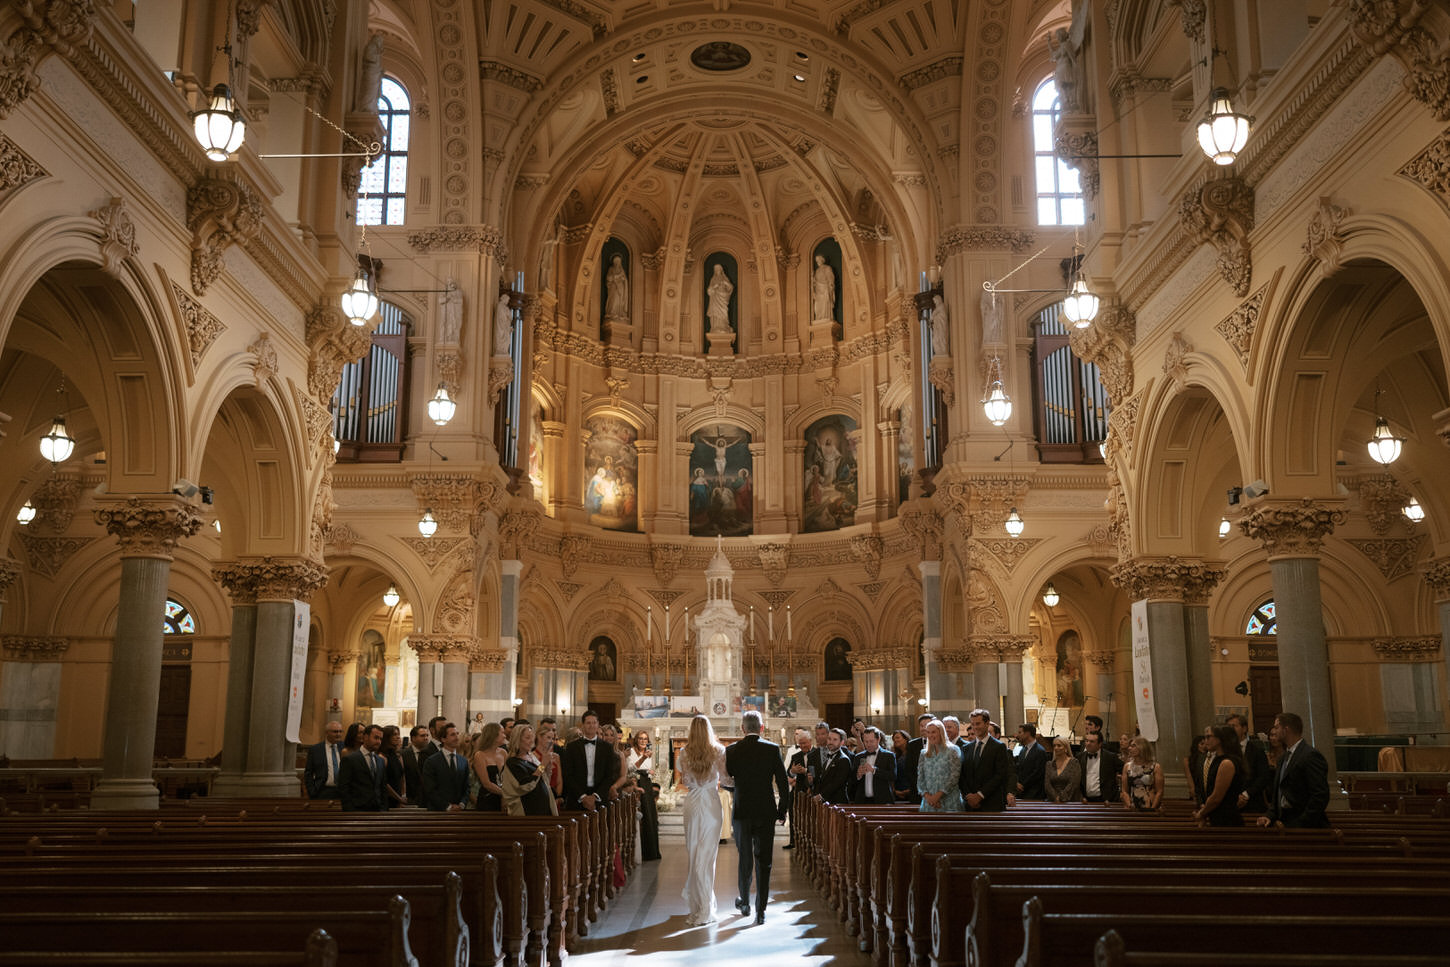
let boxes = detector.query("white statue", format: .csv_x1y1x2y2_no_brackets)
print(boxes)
494,293,513,356
357,33,385,113
706,264,734,333
439,280,463,345
605,254,628,321
930,294,949,356
1050,2,1089,115
811,253,836,321
980,289,1005,348
538,224,561,291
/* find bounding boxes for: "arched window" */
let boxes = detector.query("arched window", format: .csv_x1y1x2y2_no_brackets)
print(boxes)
359,76,410,226
1031,78,1085,226
1245,599,1277,635
163,598,196,635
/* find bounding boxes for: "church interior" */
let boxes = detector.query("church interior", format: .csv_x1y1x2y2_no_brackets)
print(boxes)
3,0,1450,812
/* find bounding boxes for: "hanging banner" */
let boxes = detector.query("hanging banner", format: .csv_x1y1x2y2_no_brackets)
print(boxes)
1130,599,1159,742
284,601,310,744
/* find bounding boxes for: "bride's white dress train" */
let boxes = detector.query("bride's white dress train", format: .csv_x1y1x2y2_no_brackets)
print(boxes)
681,753,725,925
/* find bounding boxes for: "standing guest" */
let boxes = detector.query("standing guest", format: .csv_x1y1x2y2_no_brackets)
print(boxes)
1258,712,1331,829
471,722,506,812
380,725,407,809
989,722,1018,806
785,728,812,849
1184,733,1210,805
1120,736,1164,812
851,727,897,804
343,722,365,755
942,715,970,755
804,721,831,794
535,720,564,805
630,729,661,861
304,720,346,800
960,709,1010,812
917,718,962,812
337,724,386,812
502,723,557,816
402,725,434,808
814,727,854,804
1077,731,1122,804
1228,713,1271,814
1194,724,1245,826
850,718,867,748
897,713,933,805
1014,724,1048,800
890,729,913,801
501,717,515,737
422,723,470,811
602,723,635,801
561,709,619,810
1265,722,1286,768
1044,736,1082,803
426,715,448,753
724,710,790,925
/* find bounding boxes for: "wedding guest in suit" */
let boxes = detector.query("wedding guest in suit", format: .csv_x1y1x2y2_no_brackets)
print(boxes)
988,722,1018,805
724,709,790,924
1258,712,1331,829
401,725,432,808
897,713,933,804
850,727,897,804
303,720,346,800
785,728,812,849
1014,724,1049,800
503,723,557,816
337,723,386,812
942,715,970,755
561,709,619,810
960,709,1010,812
1077,730,1122,804
380,725,407,809
422,722,470,811
1228,713,1271,814
1195,724,1245,826
1044,736,1082,803
814,727,854,804
804,721,831,793
917,718,961,812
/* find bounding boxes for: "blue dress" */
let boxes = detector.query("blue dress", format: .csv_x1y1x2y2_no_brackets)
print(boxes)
917,744,963,812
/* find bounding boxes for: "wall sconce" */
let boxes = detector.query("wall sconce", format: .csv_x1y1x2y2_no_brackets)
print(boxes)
1218,516,1231,538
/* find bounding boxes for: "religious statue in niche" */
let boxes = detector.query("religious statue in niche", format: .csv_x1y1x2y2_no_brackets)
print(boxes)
439,280,463,344
356,629,386,708
688,425,753,537
811,253,837,322
802,415,859,532
357,32,385,113
1055,630,1085,708
493,292,513,357
604,254,629,321
588,636,617,682
706,263,735,333
824,637,853,681
583,416,639,532
929,294,949,356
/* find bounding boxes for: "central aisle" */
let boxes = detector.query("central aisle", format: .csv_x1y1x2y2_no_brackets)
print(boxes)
566,837,874,967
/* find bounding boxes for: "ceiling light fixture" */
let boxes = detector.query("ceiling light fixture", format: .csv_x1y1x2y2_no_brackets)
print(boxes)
1403,496,1425,523
417,509,438,538
16,500,36,525
1041,582,1060,607
1004,507,1025,537
39,374,75,465
382,584,400,608
426,383,456,426
1367,386,1404,466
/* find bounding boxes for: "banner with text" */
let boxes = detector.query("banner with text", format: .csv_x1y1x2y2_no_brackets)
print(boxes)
1130,599,1159,742
285,601,310,744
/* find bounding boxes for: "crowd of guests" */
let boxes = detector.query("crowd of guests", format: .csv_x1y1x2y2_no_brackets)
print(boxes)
781,707,1331,837
302,710,664,856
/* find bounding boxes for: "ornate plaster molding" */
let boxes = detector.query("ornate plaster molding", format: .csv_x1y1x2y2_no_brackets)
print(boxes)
1357,474,1412,535
326,651,359,669
1068,303,1135,404
650,542,683,586
898,504,944,561
0,0,97,118
1179,177,1255,296
17,533,92,577
87,196,139,277
248,332,278,386
1161,332,1192,388
29,475,80,533
1421,556,1450,597
972,537,1043,575
1164,0,1207,43
926,356,954,406
170,282,226,367
0,131,47,193
1370,635,1442,661
756,543,789,585
1399,130,1450,200
1110,556,1226,602
0,557,21,599
469,648,511,672
499,507,544,559
935,225,1037,260
305,305,371,400
408,633,478,663
1345,536,1427,581
186,178,263,296
1053,123,1099,199
1303,196,1351,276
406,225,508,261
1215,283,1268,372
934,648,975,672
213,556,328,602
559,534,591,580
1237,498,1347,558
850,534,885,580
1,635,68,660
93,497,203,560
1347,0,1450,120
1084,650,1116,670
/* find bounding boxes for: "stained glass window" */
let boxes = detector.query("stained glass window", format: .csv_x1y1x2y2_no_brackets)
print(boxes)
1245,599,1276,635
164,599,196,635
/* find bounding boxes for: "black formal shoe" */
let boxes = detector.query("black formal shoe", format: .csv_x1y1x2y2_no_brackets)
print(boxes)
754,911,766,925
735,898,751,915
783,843,795,850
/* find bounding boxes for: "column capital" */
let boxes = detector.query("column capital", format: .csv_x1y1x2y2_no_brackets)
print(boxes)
1237,498,1346,558
2,635,68,660
0,557,21,600
409,633,477,662
1422,556,1450,599
93,496,203,560
846,646,916,671
327,650,360,669
1001,636,1035,662
1370,636,1442,662
214,557,328,602
469,646,511,672
1110,556,1224,602
934,645,975,672
527,646,591,670
1084,650,1116,670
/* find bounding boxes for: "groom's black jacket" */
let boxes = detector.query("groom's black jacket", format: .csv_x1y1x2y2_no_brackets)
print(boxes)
725,733,790,824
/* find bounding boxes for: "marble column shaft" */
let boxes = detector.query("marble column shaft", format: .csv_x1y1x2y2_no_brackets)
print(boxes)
1144,599,1192,792
1183,603,1215,732
971,658,1001,726
216,600,257,786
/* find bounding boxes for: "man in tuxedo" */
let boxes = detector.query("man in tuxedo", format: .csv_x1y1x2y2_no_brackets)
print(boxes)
943,715,971,755
338,723,386,811
724,709,790,924
1077,730,1122,803
814,727,854,804
561,709,619,810
850,727,896,804
1228,713,1271,814
1014,723,1049,800
421,722,470,811
303,720,345,800
1258,712,1330,828
401,725,433,808
959,709,1010,812
785,728,812,849
896,712,933,804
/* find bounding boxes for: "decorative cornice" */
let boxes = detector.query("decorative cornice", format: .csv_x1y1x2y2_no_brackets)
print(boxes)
1,635,68,660
1347,0,1450,121
406,225,508,261
847,646,917,671
1238,498,1347,558
935,225,1036,260
1179,176,1255,297
900,56,962,92
1110,556,1225,602
0,0,98,118
1370,635,1441,661
528,647,590,671
479,60,543,93
187,177,263,296
93,497,203,560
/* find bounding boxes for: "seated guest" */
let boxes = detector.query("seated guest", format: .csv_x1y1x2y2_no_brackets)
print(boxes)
917,718,962,812
850,726,897,804
471,722,506,812
1014,724,1048,800
337,723,385,812
1194,724,1245,826
1044,736,1082,803
422,722,470,811
503,723,558,816
1257,711,1330,829
1077,731,1122,803
1120,736,1164,812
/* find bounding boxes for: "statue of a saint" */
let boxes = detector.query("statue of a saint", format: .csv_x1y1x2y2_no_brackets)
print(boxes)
706,264,734,333
493,293,513,356
811,253,836,322
1050,3,1089,115
604,254,628,321
439,280,463,345
357,33,385,113
929,294,949,356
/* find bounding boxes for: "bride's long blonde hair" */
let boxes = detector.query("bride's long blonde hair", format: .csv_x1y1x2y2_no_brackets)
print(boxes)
681,714,724,781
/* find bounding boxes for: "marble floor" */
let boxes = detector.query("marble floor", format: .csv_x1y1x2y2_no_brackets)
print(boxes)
567,838,874,967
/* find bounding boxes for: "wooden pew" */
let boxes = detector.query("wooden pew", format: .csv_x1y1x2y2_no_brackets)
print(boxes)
0,929,338,967
1092,928,1449,967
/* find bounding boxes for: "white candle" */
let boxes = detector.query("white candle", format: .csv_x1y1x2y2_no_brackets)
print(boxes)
750,606,755,642
768,606,774,639
665,605,670,641
786,604,793,640
646,606,651,641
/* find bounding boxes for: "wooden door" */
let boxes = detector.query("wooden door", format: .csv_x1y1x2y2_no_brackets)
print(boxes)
1248,665,1282,735
154,665,191,759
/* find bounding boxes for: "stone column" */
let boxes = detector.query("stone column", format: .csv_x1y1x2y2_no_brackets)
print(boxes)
1000,636,1032,732
968,636,1002,726
0,636,69,758
525,648,590,722
1084,651,1116,736
209,563,260,797
90,497,202,810
1240,499,1345,790
408,637,444,725
327,651,359,721
1183,563,1226,735
243,558,328,797
1423,558,1450,714
877,419,902,516
437,635,476,730
900,505,945,706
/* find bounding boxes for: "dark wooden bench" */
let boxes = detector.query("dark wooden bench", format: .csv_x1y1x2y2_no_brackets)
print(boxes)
0,929,337,967
1092,928,1449,967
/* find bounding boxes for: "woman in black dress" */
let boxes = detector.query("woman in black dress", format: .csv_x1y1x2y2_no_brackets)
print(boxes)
471,722,505,811
628,729,661,861
501,724,556,816
380,724,407,809
1194,724,1245,827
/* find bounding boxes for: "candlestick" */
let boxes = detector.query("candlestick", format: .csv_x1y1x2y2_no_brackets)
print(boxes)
786,604,792,640
750,605,755,643
664,604,670,641
646,605,651,642
768,606,774,640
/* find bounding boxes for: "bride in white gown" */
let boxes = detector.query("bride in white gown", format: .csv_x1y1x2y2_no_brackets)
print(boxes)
680,714,726,926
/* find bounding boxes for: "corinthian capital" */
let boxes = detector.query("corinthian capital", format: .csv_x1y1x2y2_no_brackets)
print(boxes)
1422,556,1450,599
93,497,203,560
1110,556,1224,602
215,556,329,602
1238,498,1347,558
0,557,21,599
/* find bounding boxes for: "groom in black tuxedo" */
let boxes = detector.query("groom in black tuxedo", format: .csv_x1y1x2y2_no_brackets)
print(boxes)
725,709,790,924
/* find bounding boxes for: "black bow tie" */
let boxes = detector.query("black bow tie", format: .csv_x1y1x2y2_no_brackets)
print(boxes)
1087,753,1098,759
583,739,596,745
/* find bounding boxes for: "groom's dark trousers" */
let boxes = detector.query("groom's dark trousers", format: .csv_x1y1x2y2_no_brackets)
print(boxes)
724,732,790,916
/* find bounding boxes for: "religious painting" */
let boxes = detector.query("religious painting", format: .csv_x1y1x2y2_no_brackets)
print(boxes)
634,694,668,718
802,415,859,532
583,416,639,531
588,636,618,682
688,424,753,537
356,629,386,708
1055,630,1085,707
824,637,853,681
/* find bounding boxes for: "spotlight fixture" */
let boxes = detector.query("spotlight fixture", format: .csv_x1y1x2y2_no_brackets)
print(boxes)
1004,507,1025,537
1196,88,1253,166
1403,496,1425,522
16,500,36,525
426,383,457,426
417,508,438,538
1041,582,1060,608
382,584,400,608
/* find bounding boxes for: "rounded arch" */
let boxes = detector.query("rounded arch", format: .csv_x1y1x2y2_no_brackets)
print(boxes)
677,405,766,441
580,399,656,439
